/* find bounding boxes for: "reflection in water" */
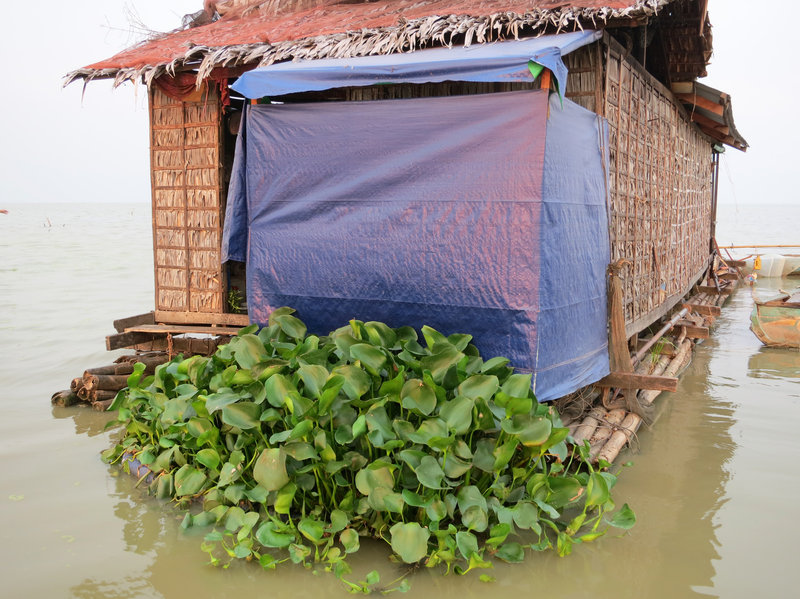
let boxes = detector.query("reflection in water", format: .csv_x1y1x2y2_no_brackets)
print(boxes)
748,347,800,380
51,404,118,438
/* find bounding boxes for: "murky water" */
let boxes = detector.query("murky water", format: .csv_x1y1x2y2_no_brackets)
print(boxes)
1,202,798,597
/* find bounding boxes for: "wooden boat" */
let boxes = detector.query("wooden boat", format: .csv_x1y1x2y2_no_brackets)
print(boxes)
739,254,800,278
750,288,800,348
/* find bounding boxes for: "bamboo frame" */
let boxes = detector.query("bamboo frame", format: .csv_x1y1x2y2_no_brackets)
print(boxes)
149,86,225,314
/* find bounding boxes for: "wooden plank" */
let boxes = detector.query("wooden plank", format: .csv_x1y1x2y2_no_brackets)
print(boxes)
155,310,250,327
723,259,746,268
684,303,722,316
675,321,709,339
107,331,164,351
133,335,226,355
675,92,723,116
125,324,243,335
698,285,732,296
720,272,740,281
596,372,679,392
113,311,156,333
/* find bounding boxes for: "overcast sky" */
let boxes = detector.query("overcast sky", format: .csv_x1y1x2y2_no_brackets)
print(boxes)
0,1,793,207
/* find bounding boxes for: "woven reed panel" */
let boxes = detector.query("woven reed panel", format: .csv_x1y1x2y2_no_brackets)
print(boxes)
604,41,711,335
150,86,224,314
563,44,602,114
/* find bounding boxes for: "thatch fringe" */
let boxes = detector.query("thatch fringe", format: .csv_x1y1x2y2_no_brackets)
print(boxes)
64,1,670,89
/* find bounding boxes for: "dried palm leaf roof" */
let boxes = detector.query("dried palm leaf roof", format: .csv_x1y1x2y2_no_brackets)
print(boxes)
66,0,705,88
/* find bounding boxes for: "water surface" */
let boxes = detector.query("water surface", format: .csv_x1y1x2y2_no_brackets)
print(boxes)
1,202,798,597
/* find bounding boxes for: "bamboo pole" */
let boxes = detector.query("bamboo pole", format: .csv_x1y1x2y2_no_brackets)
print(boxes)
589,408,626,460
719,244,800,249
597,412,641,464
640,339,692,406
92,399,114,412
51,390,79,407
572,407,607,445
83,374,130,392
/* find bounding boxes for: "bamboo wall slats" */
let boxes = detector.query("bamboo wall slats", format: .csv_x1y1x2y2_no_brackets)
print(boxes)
149,86,225,314
602,38,712,336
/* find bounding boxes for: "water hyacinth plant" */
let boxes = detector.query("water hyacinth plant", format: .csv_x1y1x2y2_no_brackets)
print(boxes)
104,307,635,591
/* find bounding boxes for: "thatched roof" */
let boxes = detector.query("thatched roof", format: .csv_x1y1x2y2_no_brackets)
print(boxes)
65,0,711,88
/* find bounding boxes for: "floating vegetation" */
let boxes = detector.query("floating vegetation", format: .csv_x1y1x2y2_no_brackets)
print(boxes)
104,308,634,592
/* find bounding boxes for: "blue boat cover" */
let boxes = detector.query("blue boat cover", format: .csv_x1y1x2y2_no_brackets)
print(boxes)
231,30,602,102
222,89,610,401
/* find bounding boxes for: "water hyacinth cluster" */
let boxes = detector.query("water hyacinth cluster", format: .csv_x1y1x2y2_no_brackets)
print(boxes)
104,308,634,591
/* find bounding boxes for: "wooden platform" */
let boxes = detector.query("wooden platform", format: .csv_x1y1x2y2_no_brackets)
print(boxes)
106,312,246,351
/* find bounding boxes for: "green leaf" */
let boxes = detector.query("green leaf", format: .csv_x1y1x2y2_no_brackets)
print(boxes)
274,482,297,514
457,374,499,401
340,529,360,553
349,343,387,375
442,455,471,479
195,448,220,471
389,522,430,564
253,448,289,491
355,466,394,496
495,542,525,563
407,418,448,447
400,379,437,416
438,396,474,435
364,321,397,348
455,530,479,559
174,465,207,497
333,365,372,400
204,389,242,413
585,472,610,507
298,518,325,545
462,504,488,532
264,374,296,408
256,521,295,548
274,313,307,340
283,442,316,461
298,364,329,398
420,345,464,385
221,402,261,430
416,455,445,489
501,414,552,447
547,477,584,508
233,334,267,369
501,373,532,398
512,501,540,531
608,503,636,530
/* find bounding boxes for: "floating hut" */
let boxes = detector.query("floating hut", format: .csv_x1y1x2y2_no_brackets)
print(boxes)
65,0,746,454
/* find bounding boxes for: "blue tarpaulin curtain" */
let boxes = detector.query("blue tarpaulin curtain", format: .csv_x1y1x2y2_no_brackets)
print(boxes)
222,89,611,401
231,30,602,102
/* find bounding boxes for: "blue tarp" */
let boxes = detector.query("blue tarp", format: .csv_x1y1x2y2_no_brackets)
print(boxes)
222,89,611,401
231,30,602,102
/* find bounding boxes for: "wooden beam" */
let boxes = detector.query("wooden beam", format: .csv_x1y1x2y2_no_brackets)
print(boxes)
676,92,723,116
596,372,679,392
132,336,226,355
155,310,250,327
125,324,243,336
113,311,156,333
690,111,729,134
720,272,740,281
106,331,164,351
683,303,722,316
698,285,732,296
675,321,709,339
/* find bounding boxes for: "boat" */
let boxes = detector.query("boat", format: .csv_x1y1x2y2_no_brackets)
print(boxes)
750,287,800,348
738,253,800,278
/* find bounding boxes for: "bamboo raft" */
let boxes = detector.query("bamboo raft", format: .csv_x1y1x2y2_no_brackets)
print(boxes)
558,257,740,465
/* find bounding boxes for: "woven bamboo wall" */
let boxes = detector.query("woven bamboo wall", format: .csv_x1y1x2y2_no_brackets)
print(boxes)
602,39,712,335
149,86,225,314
